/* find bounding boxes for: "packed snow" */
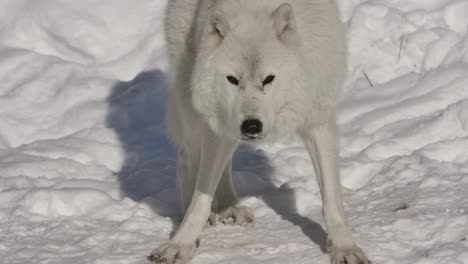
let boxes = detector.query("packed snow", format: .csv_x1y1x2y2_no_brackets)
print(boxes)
0,0,467,263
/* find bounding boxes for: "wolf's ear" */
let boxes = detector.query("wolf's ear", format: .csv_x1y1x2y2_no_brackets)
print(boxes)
271,3,298,45
207,10,231,43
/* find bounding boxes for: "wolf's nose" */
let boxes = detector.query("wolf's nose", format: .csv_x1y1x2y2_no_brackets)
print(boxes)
241,119,263,136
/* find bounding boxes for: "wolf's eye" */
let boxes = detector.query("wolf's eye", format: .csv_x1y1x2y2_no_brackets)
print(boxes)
263,75,275,86
226,75,239,86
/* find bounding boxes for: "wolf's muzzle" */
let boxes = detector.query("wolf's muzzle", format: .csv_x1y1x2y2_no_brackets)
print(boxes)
241,119,263,137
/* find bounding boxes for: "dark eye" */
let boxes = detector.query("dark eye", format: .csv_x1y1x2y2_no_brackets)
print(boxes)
226,75,239,86
262,75,275,86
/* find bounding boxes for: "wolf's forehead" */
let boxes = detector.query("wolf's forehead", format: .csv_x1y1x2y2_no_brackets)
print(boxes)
215,0,275,33
215,0,280,15
237,45,264,79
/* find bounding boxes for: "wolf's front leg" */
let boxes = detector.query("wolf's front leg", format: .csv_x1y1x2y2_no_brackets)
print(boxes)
301,120,369,264
149,129,237,264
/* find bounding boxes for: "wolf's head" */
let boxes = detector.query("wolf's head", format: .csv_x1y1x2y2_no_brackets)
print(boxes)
191,2,307,142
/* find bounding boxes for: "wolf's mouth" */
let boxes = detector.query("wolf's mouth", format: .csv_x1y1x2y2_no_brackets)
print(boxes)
241,133,264,142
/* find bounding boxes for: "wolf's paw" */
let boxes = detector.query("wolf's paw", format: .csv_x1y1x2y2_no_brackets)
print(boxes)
209,206,254,227
329,242,370,264
148,242,198,264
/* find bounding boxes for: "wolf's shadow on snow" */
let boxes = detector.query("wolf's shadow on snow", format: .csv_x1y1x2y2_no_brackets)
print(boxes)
106,70,327,253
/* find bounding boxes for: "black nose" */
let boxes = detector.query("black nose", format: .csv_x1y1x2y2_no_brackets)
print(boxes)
241,119,263,136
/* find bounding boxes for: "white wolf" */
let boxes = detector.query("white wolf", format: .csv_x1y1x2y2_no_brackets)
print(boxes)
149,0,370,263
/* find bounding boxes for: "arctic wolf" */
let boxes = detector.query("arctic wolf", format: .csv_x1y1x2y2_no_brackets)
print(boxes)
149,0,370,263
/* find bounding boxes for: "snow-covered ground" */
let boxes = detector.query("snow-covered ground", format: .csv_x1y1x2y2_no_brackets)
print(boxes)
1,0,467,263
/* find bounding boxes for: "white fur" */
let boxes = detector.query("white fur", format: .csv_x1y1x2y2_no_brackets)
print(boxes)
149,0,370,263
